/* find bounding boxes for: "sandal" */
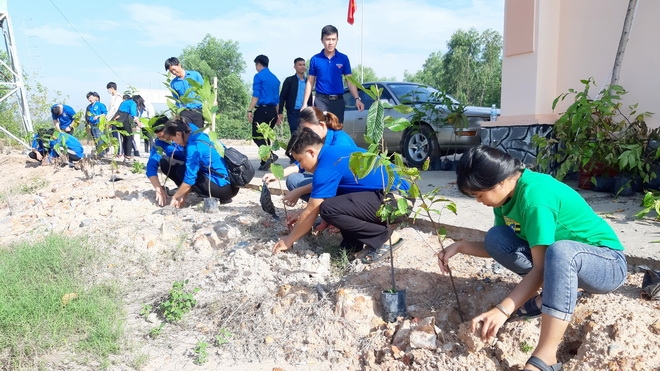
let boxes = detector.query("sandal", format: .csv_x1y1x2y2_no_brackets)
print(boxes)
523,355,562,371
361,238,404,264
515,293,543,318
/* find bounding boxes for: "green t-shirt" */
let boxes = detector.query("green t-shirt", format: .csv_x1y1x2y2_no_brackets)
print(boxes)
494,169,623,250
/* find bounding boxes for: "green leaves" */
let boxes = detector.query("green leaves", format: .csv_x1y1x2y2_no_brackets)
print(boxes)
159,280,200,323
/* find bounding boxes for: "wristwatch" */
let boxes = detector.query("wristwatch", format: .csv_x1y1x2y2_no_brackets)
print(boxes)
355,97,361,100
247,110,253,113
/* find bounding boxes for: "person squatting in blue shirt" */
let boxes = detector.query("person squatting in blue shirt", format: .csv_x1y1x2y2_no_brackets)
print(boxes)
162,118,239,207
28,128,84,165
272,127,412,263
165,57,205,128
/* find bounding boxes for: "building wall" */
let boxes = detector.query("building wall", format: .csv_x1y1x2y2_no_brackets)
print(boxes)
498,0,659,128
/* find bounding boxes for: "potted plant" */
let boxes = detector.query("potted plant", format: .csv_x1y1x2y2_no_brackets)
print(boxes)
533,77,655,192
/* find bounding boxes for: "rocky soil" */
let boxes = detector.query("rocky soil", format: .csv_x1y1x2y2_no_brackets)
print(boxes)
0,144,659,371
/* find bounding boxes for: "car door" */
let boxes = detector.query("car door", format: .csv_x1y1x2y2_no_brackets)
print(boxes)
342,88,372,148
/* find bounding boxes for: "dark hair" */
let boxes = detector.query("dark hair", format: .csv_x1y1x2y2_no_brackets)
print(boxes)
50,105,61,116
93,92,100,99
456,145,525,196
132,94,145,112
289,127,324,155
106,82,117,90
321,25,338,38
163,117,192,138
293,57,305,64
164,57,180,71
152,115,169,133
37,127,55,138
86,91,94,99
254,54,269,68
299,107,342,131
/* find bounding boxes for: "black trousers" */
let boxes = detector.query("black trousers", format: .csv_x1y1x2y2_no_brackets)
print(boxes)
320,190,411,250
28,150,47,161
180,109,204,128
160,157,238,202
314,95,345,124
251,106,278,148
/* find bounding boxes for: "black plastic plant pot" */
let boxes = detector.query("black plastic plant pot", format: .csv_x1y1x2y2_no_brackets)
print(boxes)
203,197,219,213
381,289,407,323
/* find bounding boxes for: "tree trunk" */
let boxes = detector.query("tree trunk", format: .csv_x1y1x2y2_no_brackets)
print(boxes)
610,0,638,88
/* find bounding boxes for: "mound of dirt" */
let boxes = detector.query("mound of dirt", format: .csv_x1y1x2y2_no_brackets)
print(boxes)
0,147,658,370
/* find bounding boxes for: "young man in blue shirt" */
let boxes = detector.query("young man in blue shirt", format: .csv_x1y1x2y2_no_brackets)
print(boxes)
51,103,77,133
272,127,410,262
302,25,364,124
247,54,281,170
113,95,140,161
278,57,313,163
165,57,205,128
85,91,108,155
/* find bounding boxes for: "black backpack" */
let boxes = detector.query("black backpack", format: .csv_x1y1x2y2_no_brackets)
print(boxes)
223,147,255,187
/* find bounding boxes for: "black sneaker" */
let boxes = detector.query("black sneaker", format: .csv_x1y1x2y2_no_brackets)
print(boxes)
271,153,279,162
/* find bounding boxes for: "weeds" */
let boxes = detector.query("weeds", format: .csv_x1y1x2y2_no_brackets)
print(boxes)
159,280,200,323
139,304,153,317
149,324,164,339
215,328,233,346
519,341,534,353
17,178,48,194
131,161,146,174
0,235,124,367
193,340,209,365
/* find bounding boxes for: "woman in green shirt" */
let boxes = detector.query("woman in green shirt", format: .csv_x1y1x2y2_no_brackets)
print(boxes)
439,145,627,371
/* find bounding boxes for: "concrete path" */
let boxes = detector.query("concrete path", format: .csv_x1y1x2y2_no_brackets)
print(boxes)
233,145,659,267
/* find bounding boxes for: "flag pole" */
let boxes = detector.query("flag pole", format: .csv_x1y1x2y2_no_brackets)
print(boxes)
360,0,364,83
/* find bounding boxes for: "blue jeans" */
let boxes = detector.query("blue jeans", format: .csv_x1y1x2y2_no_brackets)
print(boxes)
286,172,312,202
484,226,627,321
89,125,105,154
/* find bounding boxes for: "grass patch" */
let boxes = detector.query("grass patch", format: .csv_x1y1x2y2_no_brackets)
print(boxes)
0,235,124,368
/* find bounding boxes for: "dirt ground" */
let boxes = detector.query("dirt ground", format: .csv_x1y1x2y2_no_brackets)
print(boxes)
0,144,659,371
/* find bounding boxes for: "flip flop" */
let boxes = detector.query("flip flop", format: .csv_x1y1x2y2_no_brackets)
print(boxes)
523,355,562,371
361,238,404,264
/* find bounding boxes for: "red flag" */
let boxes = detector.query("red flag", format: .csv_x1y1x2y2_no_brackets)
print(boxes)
347,0,356,25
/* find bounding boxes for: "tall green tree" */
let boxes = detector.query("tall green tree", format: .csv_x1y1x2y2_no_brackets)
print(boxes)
178,34,251,139
349,64,392,84
405,28,502,107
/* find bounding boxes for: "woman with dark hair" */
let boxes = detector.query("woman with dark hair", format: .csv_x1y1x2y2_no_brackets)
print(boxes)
439,145,627,371
162,118,238,207
262,106,356,205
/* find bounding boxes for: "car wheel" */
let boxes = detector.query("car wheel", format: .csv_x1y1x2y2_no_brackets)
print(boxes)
402,125,439,168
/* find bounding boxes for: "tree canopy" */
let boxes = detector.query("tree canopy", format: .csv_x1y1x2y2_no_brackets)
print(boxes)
178,34,250,138
405,28,502,107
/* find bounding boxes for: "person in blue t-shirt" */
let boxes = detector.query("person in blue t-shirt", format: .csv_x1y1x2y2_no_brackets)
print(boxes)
85,91,108,155
28,128,52,163
165,57,205,128
272,127,410,262
302,25,364,124
262,107,356,204
113,95,140,160
29,128,84,165
163,118,239,207
247,54,281,171
51,103,77,133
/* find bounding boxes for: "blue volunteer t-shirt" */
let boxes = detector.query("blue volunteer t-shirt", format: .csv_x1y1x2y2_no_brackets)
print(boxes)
87,101,108,125
310,145,409,199
49,132,84,158
308,49,351,95
171,70,204,109
183,131,230,187
252,67,280,106
118,99,138,117
145,139,186,178
51,104,76,130
296,129,357,173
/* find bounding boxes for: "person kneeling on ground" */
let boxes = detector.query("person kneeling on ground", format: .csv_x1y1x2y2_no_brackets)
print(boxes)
29,128,84,166
272,127,411,262
162,118,238,208
28,128,52,164
438,145,627,371
145,115,191,206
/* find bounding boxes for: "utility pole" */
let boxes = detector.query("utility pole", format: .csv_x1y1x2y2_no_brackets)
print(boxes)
0,0,33,134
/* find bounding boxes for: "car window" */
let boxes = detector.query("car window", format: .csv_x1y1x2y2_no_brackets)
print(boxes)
388,83,458,105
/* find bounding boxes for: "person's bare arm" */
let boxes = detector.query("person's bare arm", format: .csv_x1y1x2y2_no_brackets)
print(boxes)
272,197,323,252
301,76,315,110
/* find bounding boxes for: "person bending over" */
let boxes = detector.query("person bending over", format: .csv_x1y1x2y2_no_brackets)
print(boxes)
272,127,410,261
163,118,238,207
438,145,627,371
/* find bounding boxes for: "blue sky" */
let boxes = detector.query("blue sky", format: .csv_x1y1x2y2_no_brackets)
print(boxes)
9,0,503,114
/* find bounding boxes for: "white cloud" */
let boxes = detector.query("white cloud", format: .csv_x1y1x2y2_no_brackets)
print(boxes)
25,26,96,47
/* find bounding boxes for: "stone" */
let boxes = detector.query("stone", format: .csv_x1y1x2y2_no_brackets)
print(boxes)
79,218,93,227
409,330,437,350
